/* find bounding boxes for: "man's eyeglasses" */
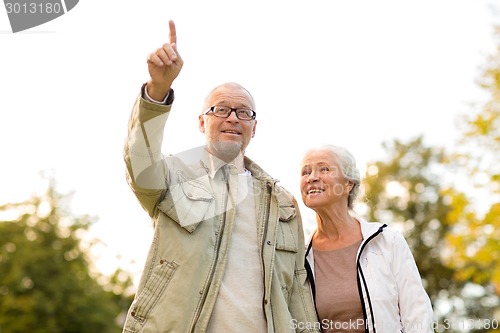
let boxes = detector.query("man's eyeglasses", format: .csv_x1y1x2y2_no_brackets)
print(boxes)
203,105,256,120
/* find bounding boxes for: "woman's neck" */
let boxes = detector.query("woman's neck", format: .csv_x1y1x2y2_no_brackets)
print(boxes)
313,206,362,250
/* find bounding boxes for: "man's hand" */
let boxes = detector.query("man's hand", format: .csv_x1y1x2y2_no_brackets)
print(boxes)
146,20,184,101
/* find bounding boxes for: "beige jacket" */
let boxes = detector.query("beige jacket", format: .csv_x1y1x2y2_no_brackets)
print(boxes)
122,89,319,333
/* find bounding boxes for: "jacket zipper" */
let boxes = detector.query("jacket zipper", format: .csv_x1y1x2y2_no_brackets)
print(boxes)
304,241,320,324
189,168,230,332
356,224,387,333
260,181,272,318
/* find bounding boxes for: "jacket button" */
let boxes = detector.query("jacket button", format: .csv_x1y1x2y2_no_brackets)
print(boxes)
264,299,268,304
267,240,272,246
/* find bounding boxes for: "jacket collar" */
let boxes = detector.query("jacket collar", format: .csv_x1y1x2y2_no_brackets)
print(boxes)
188,145,276,185
243,156,276,184
198,147,228,179
358,217,386,240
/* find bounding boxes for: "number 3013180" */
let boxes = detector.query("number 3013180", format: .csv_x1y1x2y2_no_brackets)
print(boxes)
5,2,62,14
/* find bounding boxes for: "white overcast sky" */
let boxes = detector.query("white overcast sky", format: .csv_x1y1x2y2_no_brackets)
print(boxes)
1,0,498,280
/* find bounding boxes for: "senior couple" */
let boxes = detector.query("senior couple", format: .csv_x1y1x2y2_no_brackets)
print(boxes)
122,20,433,333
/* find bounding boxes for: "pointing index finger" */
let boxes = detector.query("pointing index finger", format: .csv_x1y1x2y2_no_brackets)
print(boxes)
169,20,177,46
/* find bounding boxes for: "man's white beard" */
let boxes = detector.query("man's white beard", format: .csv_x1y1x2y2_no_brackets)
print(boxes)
208,141,243,162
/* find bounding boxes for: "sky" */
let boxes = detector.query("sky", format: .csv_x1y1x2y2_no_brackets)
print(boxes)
1,0,498,282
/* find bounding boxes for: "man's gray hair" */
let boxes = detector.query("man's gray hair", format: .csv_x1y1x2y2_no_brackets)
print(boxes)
201,82,256,113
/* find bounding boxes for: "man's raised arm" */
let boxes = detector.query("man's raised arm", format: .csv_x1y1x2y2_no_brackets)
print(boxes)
146,20,183,101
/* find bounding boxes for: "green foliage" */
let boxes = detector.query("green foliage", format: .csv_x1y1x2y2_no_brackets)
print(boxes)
361,136,499,332
360,23,500,333
445,25,500,299
0,181,133,333
362,137,460,303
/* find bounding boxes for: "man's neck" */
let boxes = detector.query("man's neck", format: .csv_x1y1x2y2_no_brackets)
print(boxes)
205,146,247,174
217,151,246,174
206,142,246,172
228,153,246,174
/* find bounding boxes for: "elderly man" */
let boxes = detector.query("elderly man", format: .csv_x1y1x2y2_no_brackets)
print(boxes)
122,20,319,333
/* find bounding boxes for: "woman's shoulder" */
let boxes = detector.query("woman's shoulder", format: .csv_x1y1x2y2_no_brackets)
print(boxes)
357,217,407,245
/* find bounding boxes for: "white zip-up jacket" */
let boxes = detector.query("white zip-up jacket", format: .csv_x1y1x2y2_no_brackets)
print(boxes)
305,217,434,333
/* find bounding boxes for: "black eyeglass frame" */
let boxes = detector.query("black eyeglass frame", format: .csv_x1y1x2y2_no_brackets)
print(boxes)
203,105,257,120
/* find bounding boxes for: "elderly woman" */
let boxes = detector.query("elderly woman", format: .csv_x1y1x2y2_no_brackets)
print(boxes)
300,145,433,333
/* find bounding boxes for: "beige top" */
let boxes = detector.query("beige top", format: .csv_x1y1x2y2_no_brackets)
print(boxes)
314,240,365,333
206,171,267,332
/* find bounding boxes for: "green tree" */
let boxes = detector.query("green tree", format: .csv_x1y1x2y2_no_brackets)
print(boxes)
361,135,499,332
360,23,500,333
437,27,500,333
362,137,452,292
445,26,500,296
0,179,133,333
361,137,472,325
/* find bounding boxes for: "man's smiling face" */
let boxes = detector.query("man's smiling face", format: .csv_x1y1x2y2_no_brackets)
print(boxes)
199,84,257,161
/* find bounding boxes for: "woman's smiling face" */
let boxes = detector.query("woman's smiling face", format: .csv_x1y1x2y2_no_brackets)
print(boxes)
300,150,351,210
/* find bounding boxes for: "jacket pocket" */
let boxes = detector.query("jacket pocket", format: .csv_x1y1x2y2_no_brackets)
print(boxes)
275,220,298,302
275,187,298,252
363,250,398,302
275,218,298,253
158,172,214,233
278,204,296,222
130,259,179,322
274,185,297,223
